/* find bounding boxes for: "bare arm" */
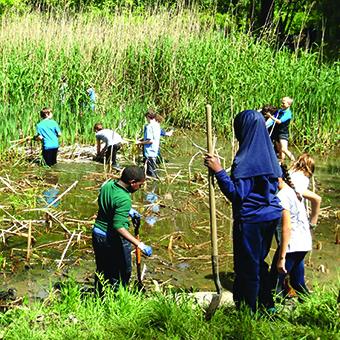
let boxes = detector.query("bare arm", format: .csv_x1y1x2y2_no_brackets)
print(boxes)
277,209,291,274
96,139,101,156
116,227,141,247
303,189,321,225
136,139,152,146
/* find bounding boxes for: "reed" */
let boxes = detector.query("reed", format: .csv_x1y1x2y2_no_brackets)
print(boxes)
0,11,338,156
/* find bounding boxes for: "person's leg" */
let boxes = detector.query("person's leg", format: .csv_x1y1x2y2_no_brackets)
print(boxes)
42,149,54,166
275,140,284,162
233,220,277,312
146,157,158,178
119,237,132,286
51,148,58,165
289,252,309,295
258,219,279,309
111,143,121,166
92,231,108,296
279,139,295,161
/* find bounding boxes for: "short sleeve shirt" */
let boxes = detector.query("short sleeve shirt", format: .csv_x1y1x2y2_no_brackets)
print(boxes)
36,119,61,150
277,185,312,252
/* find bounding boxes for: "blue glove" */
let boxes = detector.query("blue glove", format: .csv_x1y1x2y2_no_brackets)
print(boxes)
129,208,141,220
138,242,152,257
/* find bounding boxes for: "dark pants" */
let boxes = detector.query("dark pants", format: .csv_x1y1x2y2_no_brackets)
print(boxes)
42,148,58,166
233,219,279,312
106,143,121,166
270,250,309,297
92,229,132,295
144,157,158,178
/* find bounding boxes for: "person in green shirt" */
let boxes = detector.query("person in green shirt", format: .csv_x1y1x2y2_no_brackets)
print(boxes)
92,165,152,294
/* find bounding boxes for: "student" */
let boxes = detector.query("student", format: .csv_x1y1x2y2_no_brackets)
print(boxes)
266,97,295,162
204,110,282,312
92,166,152,295
155,114,173,164
290,153,321,228
35,107,61,167
136,110,161,178
87,87,96,111
271,165,317,298
93,123,123,168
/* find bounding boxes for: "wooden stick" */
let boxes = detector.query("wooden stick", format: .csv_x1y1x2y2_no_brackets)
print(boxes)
26,221,32,262
57,231,76,269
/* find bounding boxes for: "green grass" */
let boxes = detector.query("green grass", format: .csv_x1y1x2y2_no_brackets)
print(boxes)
0,282,338,339
0,10,339,157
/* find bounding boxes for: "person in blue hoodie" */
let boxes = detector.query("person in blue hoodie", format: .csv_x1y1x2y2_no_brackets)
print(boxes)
204,109,282,312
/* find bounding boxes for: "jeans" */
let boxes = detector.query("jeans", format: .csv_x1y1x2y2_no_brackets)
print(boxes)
144,157,158,178
271,250,309,297
42,148,58,166
106,143,121,165
233,219,279,312
92,229,132,295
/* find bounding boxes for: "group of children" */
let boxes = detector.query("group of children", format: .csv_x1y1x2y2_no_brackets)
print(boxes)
204,108,321,313
35,106,173,174
35,98,322,313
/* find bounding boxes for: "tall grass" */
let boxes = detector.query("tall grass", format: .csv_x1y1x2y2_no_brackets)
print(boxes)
0,282,338,339
0,11,339,156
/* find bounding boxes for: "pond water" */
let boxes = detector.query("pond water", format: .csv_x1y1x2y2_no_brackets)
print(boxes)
0,131,339,299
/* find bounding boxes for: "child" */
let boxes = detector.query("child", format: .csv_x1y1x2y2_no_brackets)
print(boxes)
204,110,282,312
290,153,321,228
87,87,96,111
35,107,61,166
93,123,123,168
266,97,295,162
92,165,152,295
271,164,317,297
136,110,161,178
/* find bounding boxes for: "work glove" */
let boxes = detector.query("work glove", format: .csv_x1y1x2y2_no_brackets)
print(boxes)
129,208,141,222
138,242,153,257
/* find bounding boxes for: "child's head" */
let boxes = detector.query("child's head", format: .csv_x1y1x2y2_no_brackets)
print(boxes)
281,97,293,109
155,114,164,123
291,153,315,178
261,104,277,117
40,107,52,119
121,165,146,193
93,122,103,132
145,109,156,121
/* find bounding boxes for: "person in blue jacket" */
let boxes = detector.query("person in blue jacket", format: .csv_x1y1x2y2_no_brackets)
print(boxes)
204,109,282,312
35,107,62,166
265,97,295,162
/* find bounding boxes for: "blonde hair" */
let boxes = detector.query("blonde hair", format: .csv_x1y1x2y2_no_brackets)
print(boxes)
282,97,293,106
290,153,315,178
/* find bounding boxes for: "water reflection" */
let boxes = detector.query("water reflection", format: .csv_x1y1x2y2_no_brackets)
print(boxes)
145,191,160,226
41,173,60,208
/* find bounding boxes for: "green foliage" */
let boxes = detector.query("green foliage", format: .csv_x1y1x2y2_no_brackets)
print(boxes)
0,281,338,339
0,11,338,156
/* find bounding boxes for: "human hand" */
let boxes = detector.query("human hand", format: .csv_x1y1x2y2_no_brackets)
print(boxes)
204,154,223,173
277,258,287,274
129,208,141,223
138,242,153,256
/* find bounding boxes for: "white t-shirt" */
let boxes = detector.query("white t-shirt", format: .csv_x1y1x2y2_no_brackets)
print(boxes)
277,185,312,253
96,129,123,147
143,120,161,158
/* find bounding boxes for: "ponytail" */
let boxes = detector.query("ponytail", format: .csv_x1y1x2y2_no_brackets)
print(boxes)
281,164,302,201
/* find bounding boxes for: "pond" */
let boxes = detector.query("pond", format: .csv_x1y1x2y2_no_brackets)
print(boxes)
0,131,339,299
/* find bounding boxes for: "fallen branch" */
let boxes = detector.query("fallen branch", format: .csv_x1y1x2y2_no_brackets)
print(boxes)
57,231,76,269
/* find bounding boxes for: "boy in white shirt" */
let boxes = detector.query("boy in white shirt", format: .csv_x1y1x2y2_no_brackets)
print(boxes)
94,123,123,168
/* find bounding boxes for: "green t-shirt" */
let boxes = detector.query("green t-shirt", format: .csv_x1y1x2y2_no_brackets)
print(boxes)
94,180,131,233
